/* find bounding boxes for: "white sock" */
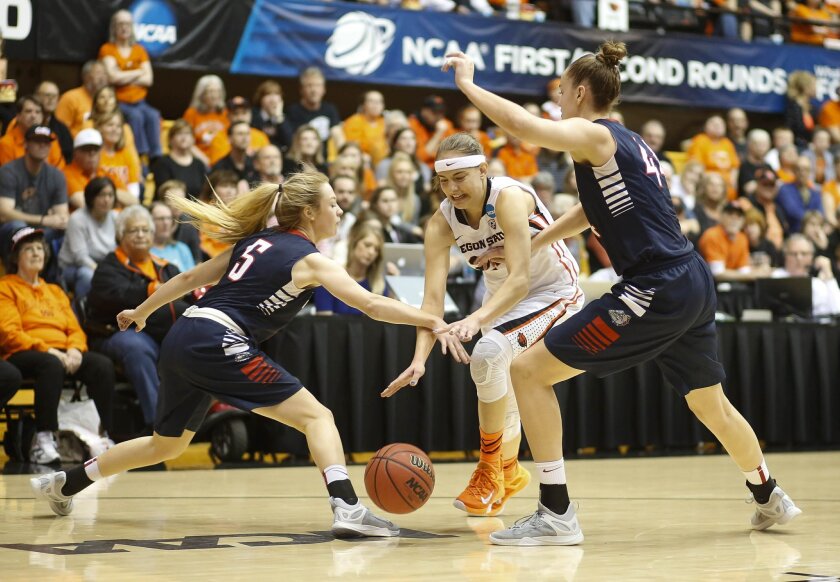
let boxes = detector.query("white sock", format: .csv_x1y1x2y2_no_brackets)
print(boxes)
535,459,566,485
84,457,104,482
323,464,350,484
743,459,770,485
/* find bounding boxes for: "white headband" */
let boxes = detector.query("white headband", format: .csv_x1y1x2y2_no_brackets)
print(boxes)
434,154,486,173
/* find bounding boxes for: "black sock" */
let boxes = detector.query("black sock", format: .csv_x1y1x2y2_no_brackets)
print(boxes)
746,477,777,504
327,479,358,505
61,466,95,497
539,483,570,515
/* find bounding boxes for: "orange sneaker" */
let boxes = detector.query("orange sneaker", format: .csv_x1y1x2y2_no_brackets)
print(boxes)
487,461,531,517
453,460,505,516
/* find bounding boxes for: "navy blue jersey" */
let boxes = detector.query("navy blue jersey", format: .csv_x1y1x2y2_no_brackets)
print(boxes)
197,228,318,343
573,120,693,276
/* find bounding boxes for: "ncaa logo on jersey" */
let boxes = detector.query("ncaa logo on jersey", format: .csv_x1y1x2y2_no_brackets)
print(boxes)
130,0,177,57
325,12,395,75
485,204,497,219
609,309,631,327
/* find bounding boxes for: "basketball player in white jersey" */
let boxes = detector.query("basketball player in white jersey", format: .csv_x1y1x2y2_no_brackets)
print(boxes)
383,133,583,516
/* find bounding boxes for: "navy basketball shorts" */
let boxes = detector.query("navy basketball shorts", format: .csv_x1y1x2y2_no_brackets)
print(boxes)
154,316,304,437
543,253,726,395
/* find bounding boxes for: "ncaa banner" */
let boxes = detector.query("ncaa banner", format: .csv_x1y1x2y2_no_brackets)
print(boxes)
230,0,840,113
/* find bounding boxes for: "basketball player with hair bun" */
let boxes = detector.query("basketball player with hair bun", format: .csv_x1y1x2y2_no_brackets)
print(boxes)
31,170,467,538
443,41,800,545
383,131,583,518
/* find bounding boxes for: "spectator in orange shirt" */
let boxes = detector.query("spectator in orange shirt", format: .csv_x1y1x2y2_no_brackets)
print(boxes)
99,10,162,159
776,144,799,183
343,90,388,166
496,133,539,183
687,115,740,199
183,75,227,164
206,96,269,166
55,60,108,138
34,81,73,165
408,95,455,168
699,201,768,280
95,110,141,207
63,128,127,211
818,86,840,144
0,96,65,168
197,170,239,260
789,0,835,45
456,105,493,157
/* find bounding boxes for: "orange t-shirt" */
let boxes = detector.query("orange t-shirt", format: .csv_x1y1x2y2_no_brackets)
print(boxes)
688,133,740,199
698,225,750,270
206,127,270,165
64,161,127,201
343,113,389,166
183,107,229,156
99,147,141,188
0,124,65,168
496,145,539,181
777,168,796,183
408,115,456,168
819,100,840,129
200,231,232,259
824,179,840,207
98,43,150,103
54,86,93,137
790,4,834,45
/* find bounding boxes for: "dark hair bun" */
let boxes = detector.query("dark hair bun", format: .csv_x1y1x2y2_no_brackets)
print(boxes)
596,41,627,69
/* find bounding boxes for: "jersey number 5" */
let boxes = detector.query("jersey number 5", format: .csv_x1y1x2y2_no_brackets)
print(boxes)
228,239,272,281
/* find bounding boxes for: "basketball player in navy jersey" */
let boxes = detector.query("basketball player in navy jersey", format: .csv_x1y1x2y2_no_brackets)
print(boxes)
443,42,800,546
31,170,467,538
383,132,583,518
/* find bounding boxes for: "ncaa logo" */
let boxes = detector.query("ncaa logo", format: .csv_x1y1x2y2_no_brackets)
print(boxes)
325,12,395,76
130,0,177,58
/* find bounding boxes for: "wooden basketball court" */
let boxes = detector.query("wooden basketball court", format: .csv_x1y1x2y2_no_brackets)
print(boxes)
1,451,838,580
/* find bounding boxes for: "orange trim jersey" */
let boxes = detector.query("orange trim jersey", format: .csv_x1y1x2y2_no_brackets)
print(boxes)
439,176,580,328
0,274,87,359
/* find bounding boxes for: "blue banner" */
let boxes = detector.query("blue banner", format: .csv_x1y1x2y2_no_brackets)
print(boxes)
231,0,840,113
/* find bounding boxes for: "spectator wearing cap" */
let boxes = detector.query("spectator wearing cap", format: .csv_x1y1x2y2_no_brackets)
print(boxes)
206,96,270,166
151,119,208,200
58,177,117,299
408,94,455,168
0,124,68,268
286,67,344,157
0,96,66,168
99,9,162,159
183,74,227,164
343,90,389,166
55,60,109,137
737,129,772,198
63,128,127,211
746,164,788,249
34,81,74,164
211,120,255,183
777,156,824,233
0,226,115,464
250,80,293,154
699,201,768,280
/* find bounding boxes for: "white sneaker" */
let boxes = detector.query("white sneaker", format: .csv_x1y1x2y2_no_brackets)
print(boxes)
30,472,74,516
330,497,399,538
489,501,584,546
30,431,60,465
748,486,802,530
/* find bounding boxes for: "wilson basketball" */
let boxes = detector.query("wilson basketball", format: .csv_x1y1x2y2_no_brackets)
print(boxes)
364,443,435,514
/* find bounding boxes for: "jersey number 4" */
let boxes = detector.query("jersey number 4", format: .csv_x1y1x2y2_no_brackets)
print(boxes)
228,239,272,281
637,140,663,189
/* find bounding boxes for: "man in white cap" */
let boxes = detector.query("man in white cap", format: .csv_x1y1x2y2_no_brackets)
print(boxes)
63,128,127,210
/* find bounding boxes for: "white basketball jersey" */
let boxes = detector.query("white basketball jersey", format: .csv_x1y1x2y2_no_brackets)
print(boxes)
440,176,580,310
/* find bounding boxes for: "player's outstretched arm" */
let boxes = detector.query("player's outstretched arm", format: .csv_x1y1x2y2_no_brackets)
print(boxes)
117,248,234,332
531,203,591,254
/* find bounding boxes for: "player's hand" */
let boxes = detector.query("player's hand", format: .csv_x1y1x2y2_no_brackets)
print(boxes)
382,361,426,397
442,315,482,343
475,246,506,270
434,328,470,364
117,308,146,332
442,51,475,88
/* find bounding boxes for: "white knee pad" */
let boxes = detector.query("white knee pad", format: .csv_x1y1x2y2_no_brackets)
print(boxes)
470,332,514,403
503,388,521,442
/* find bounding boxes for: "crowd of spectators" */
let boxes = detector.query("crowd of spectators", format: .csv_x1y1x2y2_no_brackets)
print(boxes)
1,3,840,465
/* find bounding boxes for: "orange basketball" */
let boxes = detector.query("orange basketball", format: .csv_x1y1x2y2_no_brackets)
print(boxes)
364,443,435,514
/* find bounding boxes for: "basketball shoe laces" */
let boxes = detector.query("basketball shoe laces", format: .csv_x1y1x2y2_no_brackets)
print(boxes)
465,465,500,503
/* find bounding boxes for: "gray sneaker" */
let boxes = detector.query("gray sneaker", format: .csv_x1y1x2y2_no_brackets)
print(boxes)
490,501,584,546
30,472,74,516
330,497,400,538
749,486,802,530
